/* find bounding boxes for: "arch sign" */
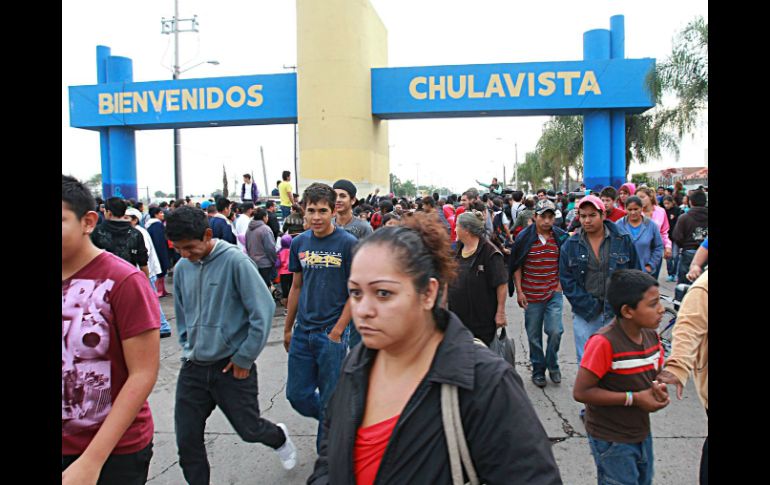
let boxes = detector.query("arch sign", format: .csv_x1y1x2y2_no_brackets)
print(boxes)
69,11,653,200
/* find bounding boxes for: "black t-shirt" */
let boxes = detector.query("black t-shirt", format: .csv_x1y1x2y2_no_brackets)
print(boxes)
448,241,508,345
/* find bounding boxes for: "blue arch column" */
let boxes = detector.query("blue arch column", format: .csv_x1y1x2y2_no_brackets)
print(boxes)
582,29,611,192
97,47,138,200
610,16,627,187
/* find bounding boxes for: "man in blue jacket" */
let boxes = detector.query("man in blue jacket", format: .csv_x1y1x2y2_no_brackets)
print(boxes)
509,200,570,388
166,207,297,484
559,195,639,367
208,197,237,245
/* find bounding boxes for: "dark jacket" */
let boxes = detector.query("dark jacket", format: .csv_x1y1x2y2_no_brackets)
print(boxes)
241,182,259,201
671,206,708,251
508,224,570,296
448,239,508,345
209,214,237,244
146,219,170,275
559,220,640,321
308,312,562,485
91,220,149,268
267,211,281,239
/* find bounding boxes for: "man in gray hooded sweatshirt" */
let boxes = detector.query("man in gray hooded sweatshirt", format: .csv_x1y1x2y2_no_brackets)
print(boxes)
165,206,297,484
245,206,278,289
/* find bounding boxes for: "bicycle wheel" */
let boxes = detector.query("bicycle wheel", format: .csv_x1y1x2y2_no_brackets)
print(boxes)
658,309,677,358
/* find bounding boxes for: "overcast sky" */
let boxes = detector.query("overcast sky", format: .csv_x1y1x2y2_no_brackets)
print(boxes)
62,0,708,197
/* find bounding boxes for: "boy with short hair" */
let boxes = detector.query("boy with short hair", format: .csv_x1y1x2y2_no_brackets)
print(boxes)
283,182,357,451
62,175,160,484
573,269,670,485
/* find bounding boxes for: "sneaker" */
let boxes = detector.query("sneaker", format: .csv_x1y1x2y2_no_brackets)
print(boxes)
579,408,586,423
532,374,547,388
160,331,172,339
548,369,561,384
275,423,297,470
667,275,676,282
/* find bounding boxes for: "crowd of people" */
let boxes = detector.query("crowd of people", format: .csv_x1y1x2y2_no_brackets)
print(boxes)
63,171,708,485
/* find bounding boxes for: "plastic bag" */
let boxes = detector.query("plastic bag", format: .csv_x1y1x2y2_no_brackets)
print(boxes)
488,327,515,366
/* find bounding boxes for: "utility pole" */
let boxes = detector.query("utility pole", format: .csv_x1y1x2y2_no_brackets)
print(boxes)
260,146,269,203
283,64,298,194
162,0,200,200
514,143,518,189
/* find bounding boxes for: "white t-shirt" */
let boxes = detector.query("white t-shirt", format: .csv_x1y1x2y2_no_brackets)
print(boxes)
242,182,254,200
135,225,161,277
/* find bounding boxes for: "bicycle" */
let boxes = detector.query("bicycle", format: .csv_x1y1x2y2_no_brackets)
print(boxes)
657,283,692,359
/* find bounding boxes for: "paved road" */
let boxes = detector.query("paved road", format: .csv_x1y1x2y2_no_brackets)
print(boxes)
146,267,706,484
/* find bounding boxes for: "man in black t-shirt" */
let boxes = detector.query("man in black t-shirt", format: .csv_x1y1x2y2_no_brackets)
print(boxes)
91,197,149,278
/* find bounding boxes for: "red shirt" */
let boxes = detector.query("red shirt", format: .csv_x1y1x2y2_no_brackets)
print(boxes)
521,233,560,303
606,207,627,222
354,414,400,485
62,252,160,455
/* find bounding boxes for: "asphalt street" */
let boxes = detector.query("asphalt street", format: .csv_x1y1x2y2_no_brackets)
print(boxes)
145,267,707,484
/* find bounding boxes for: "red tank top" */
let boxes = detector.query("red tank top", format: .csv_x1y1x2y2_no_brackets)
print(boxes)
354,414,400,485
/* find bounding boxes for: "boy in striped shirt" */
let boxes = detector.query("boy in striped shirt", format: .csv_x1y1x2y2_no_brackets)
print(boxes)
573,269,670,485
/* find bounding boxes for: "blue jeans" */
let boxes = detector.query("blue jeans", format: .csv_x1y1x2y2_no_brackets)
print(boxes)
524,291,563,376
149,275,172,334
573,312,613,364
677,248,698,284
280,205,291,218
175,357,285,485
286,322,349,451
588,433,654,485
666,242,680,277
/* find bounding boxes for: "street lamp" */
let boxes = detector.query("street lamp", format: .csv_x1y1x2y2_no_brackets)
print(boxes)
179,59,219,75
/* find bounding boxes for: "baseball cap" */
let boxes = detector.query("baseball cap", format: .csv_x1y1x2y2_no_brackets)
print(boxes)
578,195,606,212
201,200,212,209
535,199,557,215
125,208,143,220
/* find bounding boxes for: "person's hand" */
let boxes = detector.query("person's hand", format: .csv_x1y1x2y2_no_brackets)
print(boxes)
62,455,101,485
645,264,653,273
664,247,672,259
657,370,685,400
328,329,342,343
503,248,511,255
650,380,669,402
283,330,292,353
223,361,251,379
495,311,506,328
687,265,703,282
516,292,528,309
634,388,670,412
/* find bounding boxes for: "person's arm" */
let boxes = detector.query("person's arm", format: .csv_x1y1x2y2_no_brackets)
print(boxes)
283,271,303,352
476,180,491,189
263,230,277,265
648,225,664,274
495,283,507,327
558,244,599,318
687,245,708,281
329,299,352,342
62,330,160,485
514,268,527,309
658,283,708,399
227,258,275,373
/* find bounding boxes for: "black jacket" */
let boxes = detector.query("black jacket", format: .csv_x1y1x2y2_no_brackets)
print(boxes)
91,220,148,268
267,211,281,239
671,206,708,250
308,313,562,485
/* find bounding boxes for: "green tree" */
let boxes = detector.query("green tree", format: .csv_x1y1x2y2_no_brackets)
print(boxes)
517,151,545,193
85,173,102,197
222,166,229,198
631,173,651,186
400,179,417,197
536,116,583,191
154,190,167,198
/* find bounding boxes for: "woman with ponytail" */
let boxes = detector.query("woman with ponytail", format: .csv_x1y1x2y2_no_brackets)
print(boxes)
309,212,561,485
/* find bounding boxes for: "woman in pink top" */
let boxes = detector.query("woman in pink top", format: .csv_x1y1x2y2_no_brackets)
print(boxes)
636,187,672,278
277,234,293,311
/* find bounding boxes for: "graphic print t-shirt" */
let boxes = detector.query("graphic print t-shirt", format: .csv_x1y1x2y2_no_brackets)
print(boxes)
62,251,160,455
289,228,357,328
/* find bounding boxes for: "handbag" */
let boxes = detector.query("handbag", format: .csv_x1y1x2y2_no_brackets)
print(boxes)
487,327,515,366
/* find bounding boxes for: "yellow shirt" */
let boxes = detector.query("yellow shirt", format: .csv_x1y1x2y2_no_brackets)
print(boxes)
279,181,293,207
